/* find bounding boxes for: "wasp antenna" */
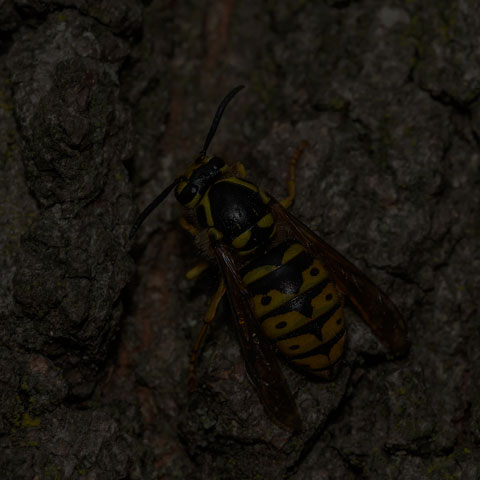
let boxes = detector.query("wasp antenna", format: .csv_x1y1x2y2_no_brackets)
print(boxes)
129,179,180,240
200,85,245,157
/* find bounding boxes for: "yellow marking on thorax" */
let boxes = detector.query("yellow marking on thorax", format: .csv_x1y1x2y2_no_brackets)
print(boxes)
207,227,223,241
232,229,251,249
217,176,259,192
186,194,201,209
257,213,274,228
259,189,271,205
269,224,277,239
238,247,257,256
199,191,214,226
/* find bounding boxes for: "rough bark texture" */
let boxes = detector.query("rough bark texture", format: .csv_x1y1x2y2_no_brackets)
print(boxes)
1,1,479,479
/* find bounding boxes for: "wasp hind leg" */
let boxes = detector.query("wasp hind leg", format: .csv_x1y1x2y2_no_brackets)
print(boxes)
185,261,209,280
280,140,308,209
188,279,227,391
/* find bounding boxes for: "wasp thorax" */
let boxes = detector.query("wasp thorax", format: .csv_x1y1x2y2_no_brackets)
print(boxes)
174,155,227,208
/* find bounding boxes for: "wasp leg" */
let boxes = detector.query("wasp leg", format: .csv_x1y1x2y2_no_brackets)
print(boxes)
179,215,198,236
186,261,209,280
280,140,308,209
188,279,227,391
232,162,247,179
178,216,209,279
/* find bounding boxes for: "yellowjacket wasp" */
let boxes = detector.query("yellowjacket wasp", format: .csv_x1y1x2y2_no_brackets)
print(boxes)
129,86,408,431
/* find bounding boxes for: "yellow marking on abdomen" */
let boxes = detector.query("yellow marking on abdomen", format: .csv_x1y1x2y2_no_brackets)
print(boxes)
242,243,304,285
292,332,346,370
251,259,328,318
282,243,305,263
311,283,340,317
243,265,278,284
327,331,346,364
321,308,344,343
238,247,257,256
276,334,323,356
300,259,329,291
262,310,311,339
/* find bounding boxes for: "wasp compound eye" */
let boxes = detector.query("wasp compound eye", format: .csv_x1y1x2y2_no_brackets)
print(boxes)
175,181,200,207
175,158,226,208
210,157,225,170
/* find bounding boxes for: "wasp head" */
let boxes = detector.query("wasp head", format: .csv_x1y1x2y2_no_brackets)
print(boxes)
128,86,244,240
174,154,228,208
174,85,245,208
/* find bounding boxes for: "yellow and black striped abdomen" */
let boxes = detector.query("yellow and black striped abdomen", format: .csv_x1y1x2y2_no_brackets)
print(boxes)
241,241,346,379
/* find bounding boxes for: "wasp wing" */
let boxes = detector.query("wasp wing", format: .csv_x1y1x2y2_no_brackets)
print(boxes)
212,241,302,432
271,201,408,355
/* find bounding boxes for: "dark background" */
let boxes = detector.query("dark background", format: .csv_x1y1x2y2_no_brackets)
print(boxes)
1,0,479,478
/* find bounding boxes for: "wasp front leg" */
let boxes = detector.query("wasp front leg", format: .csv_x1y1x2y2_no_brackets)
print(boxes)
281,140,308,209
188,279,226,391
179,214,223,389
179,215,199,237
178,216,209,279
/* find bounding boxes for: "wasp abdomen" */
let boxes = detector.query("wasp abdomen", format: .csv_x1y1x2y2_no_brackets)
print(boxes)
242,241,346,378
197,177,275,253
